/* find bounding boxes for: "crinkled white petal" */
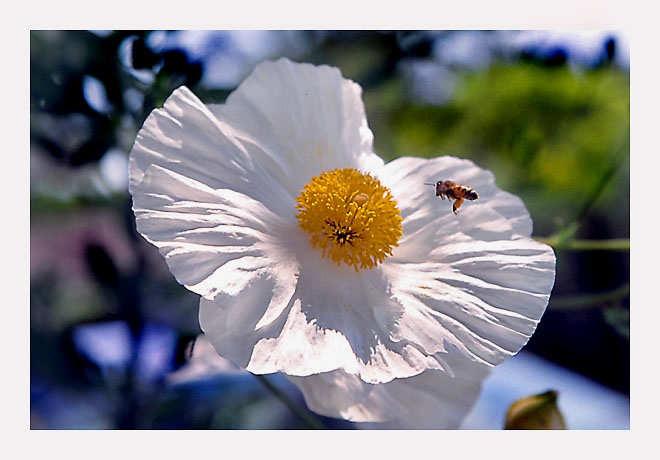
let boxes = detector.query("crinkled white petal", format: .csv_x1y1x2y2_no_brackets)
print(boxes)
374,156,556,369
130,86,291,220
287,352,490,426
377,155,532,243
206,58,384,197
199,241,454,384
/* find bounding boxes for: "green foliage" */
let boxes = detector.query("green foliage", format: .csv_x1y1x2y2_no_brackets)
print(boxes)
386,63,629,232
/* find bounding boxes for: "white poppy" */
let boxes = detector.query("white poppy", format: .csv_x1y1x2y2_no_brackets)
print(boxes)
129,58,556,428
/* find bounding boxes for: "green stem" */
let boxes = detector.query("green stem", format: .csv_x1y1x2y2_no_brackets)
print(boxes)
545,130,629,247
534,237,629,251
549,282,629,310
574,159,623,226
254,374,325,429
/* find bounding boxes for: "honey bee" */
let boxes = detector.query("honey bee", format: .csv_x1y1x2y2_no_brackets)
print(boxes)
424,180,479,215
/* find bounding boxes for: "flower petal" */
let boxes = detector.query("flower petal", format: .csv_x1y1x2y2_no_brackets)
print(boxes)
207,58,384,196
128,87,304,313
287,352,489,426
199,246,451,384
377,155,533,242
374,156,555,368
129,86,294,218
131,154,293,294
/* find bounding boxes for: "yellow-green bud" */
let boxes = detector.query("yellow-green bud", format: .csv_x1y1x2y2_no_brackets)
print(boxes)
505,390,567,430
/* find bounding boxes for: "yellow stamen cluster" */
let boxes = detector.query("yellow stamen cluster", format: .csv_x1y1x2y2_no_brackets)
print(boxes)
295,168,403,271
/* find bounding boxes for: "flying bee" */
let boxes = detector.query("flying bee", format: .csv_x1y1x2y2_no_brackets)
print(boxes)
424,180,479,215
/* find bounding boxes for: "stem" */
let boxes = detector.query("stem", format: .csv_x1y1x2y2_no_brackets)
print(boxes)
534,237,630,251
545,130,629,247
254,374,325,429
574,160,622,226
549,283,630,310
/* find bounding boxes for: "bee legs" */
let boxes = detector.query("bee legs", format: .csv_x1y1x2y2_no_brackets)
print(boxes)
452,198,464,215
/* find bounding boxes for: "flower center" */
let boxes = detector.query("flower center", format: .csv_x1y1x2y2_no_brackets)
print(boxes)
295,168,403,271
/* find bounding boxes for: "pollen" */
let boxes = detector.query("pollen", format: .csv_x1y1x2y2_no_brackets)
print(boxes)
295,168,403,271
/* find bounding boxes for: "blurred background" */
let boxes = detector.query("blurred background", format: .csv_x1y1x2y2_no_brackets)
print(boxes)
30,30,629,429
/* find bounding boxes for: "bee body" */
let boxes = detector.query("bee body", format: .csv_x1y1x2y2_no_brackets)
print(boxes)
425,180,479,215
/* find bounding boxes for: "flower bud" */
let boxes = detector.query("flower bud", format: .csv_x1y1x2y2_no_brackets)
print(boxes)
505,390,567,429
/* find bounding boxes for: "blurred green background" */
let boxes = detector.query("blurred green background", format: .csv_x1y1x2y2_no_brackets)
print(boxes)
30,30,629,429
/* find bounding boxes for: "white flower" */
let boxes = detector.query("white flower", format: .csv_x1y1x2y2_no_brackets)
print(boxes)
129,58,556,428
